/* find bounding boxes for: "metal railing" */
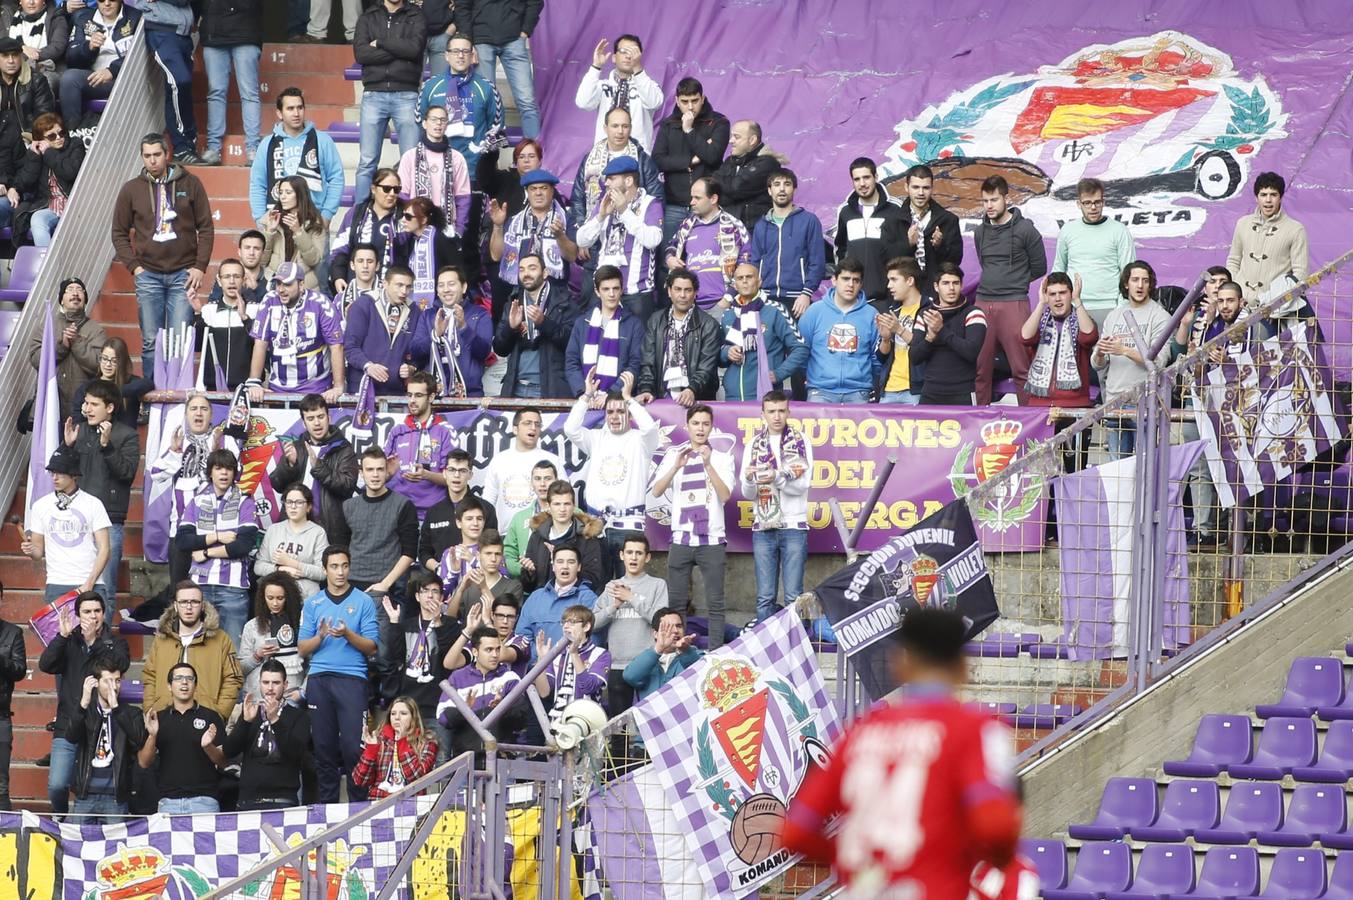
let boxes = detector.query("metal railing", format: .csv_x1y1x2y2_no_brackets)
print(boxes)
0,28,161,518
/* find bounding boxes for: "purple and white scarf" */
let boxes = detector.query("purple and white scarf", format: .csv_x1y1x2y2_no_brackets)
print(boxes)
581,305,622,390
725,293,773,397
672,445,711,540
670,211,745,300
580,139,639,221
500,201,566,285
523,282,551,342
428,305,467,398
1026,308,1082,398
414,139,459,235
404,616,439,683
354,205,397,275
151,175,178,243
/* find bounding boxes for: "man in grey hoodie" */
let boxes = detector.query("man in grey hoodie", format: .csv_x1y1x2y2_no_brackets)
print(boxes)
590,534,668,721
973,175,1047,405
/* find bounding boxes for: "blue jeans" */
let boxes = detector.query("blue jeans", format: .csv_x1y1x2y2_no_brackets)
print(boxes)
880,391,921,405
475,38,539,138
59,68,114,125
1105,416,1136,460
355,91,420,202
287,0,309,37
807,388,871,404
145,28,197,154
0,195,12,229
71,794,128,820
204,44,262,152
158,795,220,814
48,737,77,814
135,269,192,377
753,528,808,622
30,209,59,247
425,31,451,82
98,523,124,617
201,584,249,651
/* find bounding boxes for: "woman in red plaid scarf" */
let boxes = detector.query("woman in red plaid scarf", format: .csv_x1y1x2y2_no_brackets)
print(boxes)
352,696,438,799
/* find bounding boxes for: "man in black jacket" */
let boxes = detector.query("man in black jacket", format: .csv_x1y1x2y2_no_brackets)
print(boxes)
223,659,310,811
493,253,580,398
67,653,146,820
379,570,456,759
909,263,988,405
268,393,359,546
353,0,427,202
420,0,456,79
62,0,141,128
895,164,963,286
834,157,908,302
38,591,131,814
0,38,52,146
520,482,605,594
418,450,498,571
454,0,542,139
636,270,723,404
652,78,730,277
0,581,25,811
64,380,138,608
717,120,781,232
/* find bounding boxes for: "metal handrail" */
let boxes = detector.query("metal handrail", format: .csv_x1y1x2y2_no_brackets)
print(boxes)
0,27,161,519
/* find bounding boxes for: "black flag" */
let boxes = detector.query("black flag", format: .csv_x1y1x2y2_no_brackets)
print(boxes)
813,499,999,702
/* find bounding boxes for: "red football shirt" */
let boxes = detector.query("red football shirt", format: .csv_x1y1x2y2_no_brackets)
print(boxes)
784,689,1020,898
970,856,1040,900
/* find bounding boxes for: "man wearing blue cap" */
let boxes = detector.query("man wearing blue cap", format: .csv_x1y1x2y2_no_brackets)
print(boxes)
575,156,664,323
490,168,576,293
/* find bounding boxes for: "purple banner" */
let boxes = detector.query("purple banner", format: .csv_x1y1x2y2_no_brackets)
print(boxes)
532,3,1353,366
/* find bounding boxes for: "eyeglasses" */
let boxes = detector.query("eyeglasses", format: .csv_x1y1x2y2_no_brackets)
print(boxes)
447,467,471,476
492,612,517,621
175,599,202,607
99,355,119,363
374,183,400,193
1079,199,1105,208
425,116,448,124
44,130,63,140
284,499,308,507
171,674,197,683
401,212,417,221
447,48,472,56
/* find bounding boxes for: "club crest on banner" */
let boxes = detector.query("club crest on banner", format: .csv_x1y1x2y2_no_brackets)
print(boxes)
880,30,1288,238
948,418,1043,532
82,846,211,900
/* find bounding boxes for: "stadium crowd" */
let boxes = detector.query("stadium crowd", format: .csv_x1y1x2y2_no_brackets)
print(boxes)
0,0,1312,844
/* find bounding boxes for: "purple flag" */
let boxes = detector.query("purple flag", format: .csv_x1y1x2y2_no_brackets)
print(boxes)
25,302,59,527
142,325,200,563
1054,441,1206,660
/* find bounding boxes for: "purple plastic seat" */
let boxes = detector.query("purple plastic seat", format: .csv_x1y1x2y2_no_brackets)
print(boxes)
1194,782,1284,844
1227,716,1317,779
1292,721,1353,783
969,701,1018,718
1174,846,1259,899
1258,784,1344,847
344,64,361,79
1324,852,1353,899
1130,780,1219,843
118,618,154,636
1318,671,1353,721
1256,657,1345,718
1029,639,1071,659
1163,714,1253,777
1069,777,1159,840
117,680,144,704
85,98,107,113
1043,842,1132,900
1008,703,1080,730
1104,844,1195,899
1256,848,1326,899
1018,839,1068,890
1131,780,1220,842
0,246,46,302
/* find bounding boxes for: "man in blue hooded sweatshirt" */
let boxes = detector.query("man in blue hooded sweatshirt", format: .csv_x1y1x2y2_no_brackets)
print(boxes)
796,257,886,403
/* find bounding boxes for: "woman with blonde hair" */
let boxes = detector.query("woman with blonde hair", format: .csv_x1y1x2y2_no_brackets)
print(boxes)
352,696,438,799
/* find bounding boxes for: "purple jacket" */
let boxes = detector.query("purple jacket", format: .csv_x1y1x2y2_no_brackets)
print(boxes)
437,662,522,724
343,294,424,395
384,414,459,517
409,302,494,396
545,640,611,714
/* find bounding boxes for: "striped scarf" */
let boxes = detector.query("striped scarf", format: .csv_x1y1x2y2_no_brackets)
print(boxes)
673,445,710,535
663,312,691,393
1026,308,1082,398
413,139,458,235
725,293,772,397
192,484,245,534
428,305,467,398
581,305,622,390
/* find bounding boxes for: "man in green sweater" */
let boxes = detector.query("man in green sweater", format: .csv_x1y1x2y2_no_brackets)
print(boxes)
1052,178,1136,329
503,459,559,579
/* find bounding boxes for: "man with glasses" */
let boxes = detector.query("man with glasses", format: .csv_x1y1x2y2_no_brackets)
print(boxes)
141,580,242,720
574,34,663,150
418,33,504,186
1052,177,1135,329
138,662,228,814
28,278,106,414
482,407,565,530
419,449,498,572
384,370,457,524
343,264,421,396
397,106,471,237
352,0,426,203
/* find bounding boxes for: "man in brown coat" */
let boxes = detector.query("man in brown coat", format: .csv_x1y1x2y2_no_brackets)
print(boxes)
28,276,105,413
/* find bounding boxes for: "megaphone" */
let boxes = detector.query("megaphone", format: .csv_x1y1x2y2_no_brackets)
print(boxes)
551,698,607,750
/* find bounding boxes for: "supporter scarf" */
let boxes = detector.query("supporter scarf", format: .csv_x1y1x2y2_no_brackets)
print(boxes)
611,75,631,115
673,444,710,533
725,293,773,397
54,487,77,512
91,705,113,769
750,424,808,530
581,139,638,220
349,374,378,443
501,202,566,284
150,174,178,243
447,70,475,129
9,11,44,52
193,484,245,534
522,281,551,342
910,204,932,271
336,282,379,327
268,128,321,201
1026,308,1082,398
404,616,437,683
253,715,279,763
414,139,459,235
375,295,411,349
179,430,214,485
405,228,437,301
428,305,467,398
663,311,691,393
48,170,67,216
581,305,622,390
354,204,396,275
224,381,252,441
600,193,644,262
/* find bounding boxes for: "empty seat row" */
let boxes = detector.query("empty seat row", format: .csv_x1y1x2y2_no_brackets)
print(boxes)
965,700,1084,729
1071,777,1353,849
1025,840,1349,899
1255,657,1353,720
1166,714,1353,781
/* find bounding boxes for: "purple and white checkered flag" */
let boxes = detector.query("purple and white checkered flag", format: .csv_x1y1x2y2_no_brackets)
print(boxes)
628,608,841,899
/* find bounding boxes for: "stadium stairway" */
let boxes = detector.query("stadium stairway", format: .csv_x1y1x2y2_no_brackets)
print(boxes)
1018,548,1353,897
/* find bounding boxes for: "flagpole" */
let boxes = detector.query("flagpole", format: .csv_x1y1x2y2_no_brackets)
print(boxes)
24,301,59,530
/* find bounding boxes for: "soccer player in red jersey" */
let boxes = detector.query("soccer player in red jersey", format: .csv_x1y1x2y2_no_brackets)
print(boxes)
782,608,1023,898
